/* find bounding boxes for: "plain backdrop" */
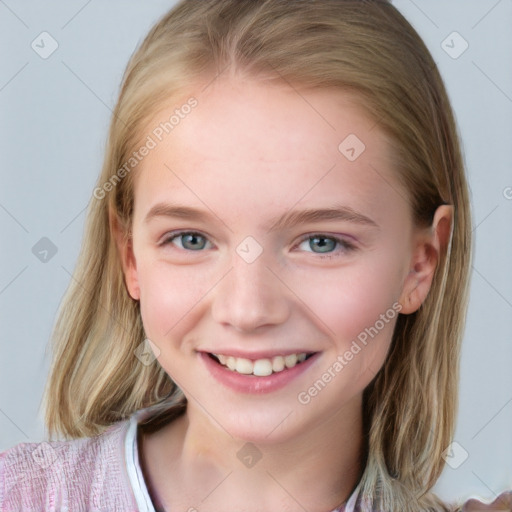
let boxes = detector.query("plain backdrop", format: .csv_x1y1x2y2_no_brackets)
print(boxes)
0,0,511,506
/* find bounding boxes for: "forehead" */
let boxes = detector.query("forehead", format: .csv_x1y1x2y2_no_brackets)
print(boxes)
132,77,408,225
161,78,380,164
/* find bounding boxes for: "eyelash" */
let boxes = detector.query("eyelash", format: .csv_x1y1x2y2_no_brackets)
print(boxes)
159,230,357,259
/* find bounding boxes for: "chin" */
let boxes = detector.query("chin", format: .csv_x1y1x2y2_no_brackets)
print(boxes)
207,402,312,445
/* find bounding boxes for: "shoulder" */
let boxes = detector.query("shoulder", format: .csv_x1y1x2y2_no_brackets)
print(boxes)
0,419,138,512
460,491,512,511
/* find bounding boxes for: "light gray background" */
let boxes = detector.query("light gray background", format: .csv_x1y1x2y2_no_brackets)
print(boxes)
0,0,511,505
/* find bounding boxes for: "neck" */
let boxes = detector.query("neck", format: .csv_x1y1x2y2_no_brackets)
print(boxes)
141,395,365,512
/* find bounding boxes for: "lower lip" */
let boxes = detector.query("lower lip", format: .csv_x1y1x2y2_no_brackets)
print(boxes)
199,352,320,394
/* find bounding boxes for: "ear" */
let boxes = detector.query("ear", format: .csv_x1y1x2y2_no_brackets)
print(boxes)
398,205,453,314
110,208,140,301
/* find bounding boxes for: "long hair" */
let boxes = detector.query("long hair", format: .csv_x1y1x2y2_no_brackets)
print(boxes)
43,1,472,510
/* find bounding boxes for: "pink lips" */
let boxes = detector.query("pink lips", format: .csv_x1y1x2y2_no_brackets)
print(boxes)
199,349,313,360
199,351,319,394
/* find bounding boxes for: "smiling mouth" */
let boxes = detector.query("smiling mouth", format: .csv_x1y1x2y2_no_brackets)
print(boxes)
207,352,316,377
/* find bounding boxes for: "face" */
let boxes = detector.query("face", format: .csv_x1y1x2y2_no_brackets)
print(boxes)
118,77,434,443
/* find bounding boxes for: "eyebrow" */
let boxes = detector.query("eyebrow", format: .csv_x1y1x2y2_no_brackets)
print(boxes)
144,202,379,231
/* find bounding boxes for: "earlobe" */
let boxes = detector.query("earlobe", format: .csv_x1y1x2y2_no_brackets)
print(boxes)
110,209,140,301
399,205,453,314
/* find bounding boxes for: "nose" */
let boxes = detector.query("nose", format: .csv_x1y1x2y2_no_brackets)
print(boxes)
210,250,290,332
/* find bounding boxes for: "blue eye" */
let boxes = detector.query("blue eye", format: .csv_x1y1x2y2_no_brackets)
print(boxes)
159,231,356,259
297,234,355,259
160,231,211,251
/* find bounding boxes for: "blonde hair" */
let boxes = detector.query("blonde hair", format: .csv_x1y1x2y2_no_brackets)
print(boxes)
43,1,472,510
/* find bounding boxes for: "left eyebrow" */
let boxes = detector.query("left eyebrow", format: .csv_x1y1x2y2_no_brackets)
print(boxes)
264,204,379,232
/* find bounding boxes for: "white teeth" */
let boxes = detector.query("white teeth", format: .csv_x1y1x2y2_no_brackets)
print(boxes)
212,352,309,376
272,356,285,372
284,354,297,368
253,359,273,376
235,358,253,375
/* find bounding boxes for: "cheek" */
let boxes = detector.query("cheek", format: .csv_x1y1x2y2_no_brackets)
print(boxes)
137,260,210,343
300,260,402,335
295,251,405,376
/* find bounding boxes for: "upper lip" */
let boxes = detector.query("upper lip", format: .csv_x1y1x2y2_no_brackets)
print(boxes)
199,349,317,360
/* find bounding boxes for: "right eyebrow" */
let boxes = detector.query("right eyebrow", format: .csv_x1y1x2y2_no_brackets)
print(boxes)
144,203,215,224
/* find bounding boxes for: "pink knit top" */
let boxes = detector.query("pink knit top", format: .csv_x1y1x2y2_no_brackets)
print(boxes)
0,408,510,511
0,409,360,512
0,415,137,511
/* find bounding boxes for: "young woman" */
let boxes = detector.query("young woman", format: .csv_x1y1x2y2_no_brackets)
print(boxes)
1,1,510,510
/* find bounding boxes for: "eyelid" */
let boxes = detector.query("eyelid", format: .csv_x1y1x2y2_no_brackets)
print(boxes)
296,232,357,245
158,229,214,248
294,232,357,256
